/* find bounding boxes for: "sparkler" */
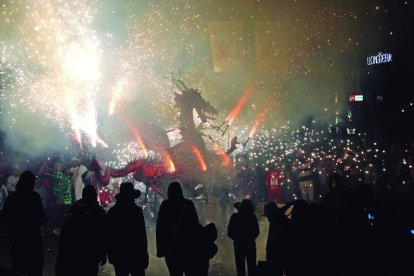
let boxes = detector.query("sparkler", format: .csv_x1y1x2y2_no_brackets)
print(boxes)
225,83,256,126
213,143,232,167
1,0,106,148
161,151,176,172
123,117,149,157
109,76,132,116
192,145,207,171
0,0,407,189
249,111,266,139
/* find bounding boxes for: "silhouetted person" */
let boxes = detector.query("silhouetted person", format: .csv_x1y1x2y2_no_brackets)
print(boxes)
2,170,47,276
286,199,314,276
55,185,107,276
107,182,148,276
339,183,376,276
228,199,259,276
171,206,218,276
263,201,292,276
156,181,197,276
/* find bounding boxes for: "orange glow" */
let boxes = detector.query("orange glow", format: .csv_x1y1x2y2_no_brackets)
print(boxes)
248,95,277,138
130,128,148,156
192,146,207,171
162,152,176,173
249,111,266,138
226,83,256,125
123,116,148,156
214,144,231,167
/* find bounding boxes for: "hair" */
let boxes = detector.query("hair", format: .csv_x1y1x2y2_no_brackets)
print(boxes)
54,162,62,171
82,185,97,203
15,170,36,192
167,181,184,200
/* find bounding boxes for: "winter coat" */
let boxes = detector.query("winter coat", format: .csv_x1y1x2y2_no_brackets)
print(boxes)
107,196,149,269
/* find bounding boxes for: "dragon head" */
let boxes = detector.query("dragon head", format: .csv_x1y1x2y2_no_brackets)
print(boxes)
182,88,218,123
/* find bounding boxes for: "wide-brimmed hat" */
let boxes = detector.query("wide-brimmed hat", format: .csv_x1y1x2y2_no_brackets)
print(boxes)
116,182,141,199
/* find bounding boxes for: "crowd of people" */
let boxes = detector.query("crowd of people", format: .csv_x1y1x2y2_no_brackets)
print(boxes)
0,144,414,275
0,174,219,276
0,157,96,237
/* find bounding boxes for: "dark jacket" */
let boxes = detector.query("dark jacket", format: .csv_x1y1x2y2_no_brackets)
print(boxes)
171,222,214,273
107,196,149,269
228,211,260,248
3,190,47,241
2,189,47,274
156,197,196,257
55,198,107,276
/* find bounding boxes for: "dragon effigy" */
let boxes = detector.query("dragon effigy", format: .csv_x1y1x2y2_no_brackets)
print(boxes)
92,78,237,205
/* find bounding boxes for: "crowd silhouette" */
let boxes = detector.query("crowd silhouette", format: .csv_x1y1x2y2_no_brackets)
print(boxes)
2,171,47,276
55,185,106,276
1,171,414,276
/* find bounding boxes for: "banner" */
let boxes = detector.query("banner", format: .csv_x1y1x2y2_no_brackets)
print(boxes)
254,21,291,72
208,21,246,72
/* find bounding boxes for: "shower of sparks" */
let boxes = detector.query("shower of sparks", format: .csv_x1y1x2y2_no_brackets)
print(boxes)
213,143,232,167
1,0,105,147
226,83,256,126
249,111,266,138
0,0,410,180
109,76,133,116
192,145,207,171
162,152,176,172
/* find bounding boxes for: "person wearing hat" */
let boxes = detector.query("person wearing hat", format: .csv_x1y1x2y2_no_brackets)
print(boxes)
228,199,260,276
107,182,149,276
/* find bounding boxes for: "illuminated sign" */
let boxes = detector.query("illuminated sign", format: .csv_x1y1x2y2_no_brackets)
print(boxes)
349,94,364,102
367,52,392,65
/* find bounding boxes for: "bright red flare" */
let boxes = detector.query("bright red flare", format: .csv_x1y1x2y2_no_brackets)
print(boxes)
226,83,256,126
192,145,207,171
214,144,232,167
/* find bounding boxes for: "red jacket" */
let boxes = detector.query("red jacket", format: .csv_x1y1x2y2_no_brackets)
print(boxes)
265,169,284,191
